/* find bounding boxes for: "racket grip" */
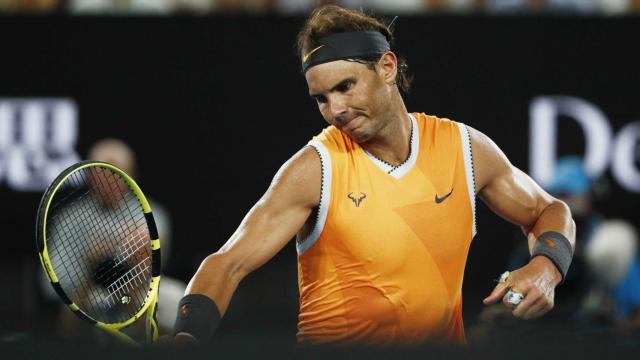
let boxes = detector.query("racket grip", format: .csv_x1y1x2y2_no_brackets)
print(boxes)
146,298,160,343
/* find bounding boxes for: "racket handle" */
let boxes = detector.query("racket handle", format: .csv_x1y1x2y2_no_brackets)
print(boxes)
97,323,139,346
146,297,160,343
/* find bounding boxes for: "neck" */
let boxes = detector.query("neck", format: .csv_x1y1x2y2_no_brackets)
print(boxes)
362,95,411,166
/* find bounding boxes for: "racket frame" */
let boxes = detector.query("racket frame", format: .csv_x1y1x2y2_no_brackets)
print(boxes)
36,161,161,345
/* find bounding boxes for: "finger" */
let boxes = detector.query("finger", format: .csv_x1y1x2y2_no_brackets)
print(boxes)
521,301,547,320
511,289,539,318
521,297,553,320
483,282,510,305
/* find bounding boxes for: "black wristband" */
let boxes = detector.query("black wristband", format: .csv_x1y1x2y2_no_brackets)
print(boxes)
173,294,221,343
531,231,573,281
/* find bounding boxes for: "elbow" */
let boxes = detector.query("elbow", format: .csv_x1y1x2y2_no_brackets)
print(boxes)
549,198,577,248
552,197,572,218
555,198,575,227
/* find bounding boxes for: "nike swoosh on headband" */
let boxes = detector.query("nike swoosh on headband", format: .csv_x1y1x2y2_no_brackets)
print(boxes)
302,45,325,63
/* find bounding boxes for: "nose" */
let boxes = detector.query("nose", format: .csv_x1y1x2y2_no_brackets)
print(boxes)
328,95,348,119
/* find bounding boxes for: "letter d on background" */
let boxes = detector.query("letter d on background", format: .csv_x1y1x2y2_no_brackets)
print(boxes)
529,96,612,188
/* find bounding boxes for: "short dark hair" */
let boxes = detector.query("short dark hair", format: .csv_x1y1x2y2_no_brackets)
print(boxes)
296,5,413,93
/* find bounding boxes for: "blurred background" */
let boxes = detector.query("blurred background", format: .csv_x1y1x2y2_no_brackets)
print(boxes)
0,0,639,354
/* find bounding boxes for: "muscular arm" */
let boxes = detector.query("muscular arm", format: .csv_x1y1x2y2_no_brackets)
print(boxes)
185,146,321,315
469,126,576,318
471,126,575,256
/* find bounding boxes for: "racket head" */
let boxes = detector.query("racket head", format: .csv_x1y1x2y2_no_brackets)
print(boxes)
36,161,161,335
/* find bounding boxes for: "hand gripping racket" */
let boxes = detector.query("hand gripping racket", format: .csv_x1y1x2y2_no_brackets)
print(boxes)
36,161,161,345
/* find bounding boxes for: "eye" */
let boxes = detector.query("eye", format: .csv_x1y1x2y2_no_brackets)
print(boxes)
314,95,327,104
336,80,355,93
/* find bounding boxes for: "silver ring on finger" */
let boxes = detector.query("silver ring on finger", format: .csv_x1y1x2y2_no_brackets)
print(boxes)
505,288,524,306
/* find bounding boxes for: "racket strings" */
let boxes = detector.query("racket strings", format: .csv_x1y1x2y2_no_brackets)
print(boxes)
51,174,108,299
85,167,151,320
103,259,150,307
112,208,149,267
46,166,152,324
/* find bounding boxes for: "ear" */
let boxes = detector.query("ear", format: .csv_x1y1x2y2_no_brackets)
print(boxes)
377,52,398,86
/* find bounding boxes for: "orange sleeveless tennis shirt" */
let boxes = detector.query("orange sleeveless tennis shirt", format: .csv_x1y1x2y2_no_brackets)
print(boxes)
296,113,477,345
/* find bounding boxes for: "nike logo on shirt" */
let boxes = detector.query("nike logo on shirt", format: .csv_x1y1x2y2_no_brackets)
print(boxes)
435,189,453,204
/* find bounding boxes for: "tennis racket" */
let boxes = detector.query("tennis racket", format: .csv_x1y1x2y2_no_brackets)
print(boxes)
36,161,161,345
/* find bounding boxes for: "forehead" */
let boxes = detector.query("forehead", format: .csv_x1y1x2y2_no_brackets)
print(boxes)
304,60,371,92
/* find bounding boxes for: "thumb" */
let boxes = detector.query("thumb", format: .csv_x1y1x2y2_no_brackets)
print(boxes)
483,283,508,305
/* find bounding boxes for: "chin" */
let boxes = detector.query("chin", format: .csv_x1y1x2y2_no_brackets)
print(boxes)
346,129,372,144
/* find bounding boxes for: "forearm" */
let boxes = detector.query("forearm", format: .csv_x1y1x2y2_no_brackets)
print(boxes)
185,252,245,315
172,252,243,342
524,199,576,253
522,199,576,283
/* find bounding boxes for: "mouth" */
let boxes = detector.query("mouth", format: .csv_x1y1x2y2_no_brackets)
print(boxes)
340,115,362,131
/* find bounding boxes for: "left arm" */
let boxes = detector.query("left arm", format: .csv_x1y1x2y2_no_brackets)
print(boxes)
468,126,576,319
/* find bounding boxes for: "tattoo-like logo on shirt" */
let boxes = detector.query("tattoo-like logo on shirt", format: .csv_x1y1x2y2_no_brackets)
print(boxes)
348,192,367,207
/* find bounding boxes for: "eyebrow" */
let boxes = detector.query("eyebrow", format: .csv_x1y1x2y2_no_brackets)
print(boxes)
309,77,356,98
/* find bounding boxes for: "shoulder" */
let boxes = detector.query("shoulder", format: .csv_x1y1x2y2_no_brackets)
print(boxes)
411,112,456,124
411,112,466,146
466,126,510,164
267,146,321,209
412,112,460,132
466,125,512,193
275,146,321,185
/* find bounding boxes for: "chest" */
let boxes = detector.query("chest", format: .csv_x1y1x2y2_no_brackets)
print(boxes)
324,155,470,273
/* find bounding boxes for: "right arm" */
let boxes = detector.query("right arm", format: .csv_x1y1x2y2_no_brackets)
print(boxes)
184,146,321,316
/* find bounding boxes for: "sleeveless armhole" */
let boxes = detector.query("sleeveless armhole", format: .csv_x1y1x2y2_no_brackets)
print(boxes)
296,140,332,255
457,123,477,238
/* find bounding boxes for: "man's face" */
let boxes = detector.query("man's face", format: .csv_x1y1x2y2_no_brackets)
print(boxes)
305,58,393,144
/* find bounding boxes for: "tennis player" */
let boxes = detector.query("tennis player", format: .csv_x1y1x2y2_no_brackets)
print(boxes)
172,5,576,345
